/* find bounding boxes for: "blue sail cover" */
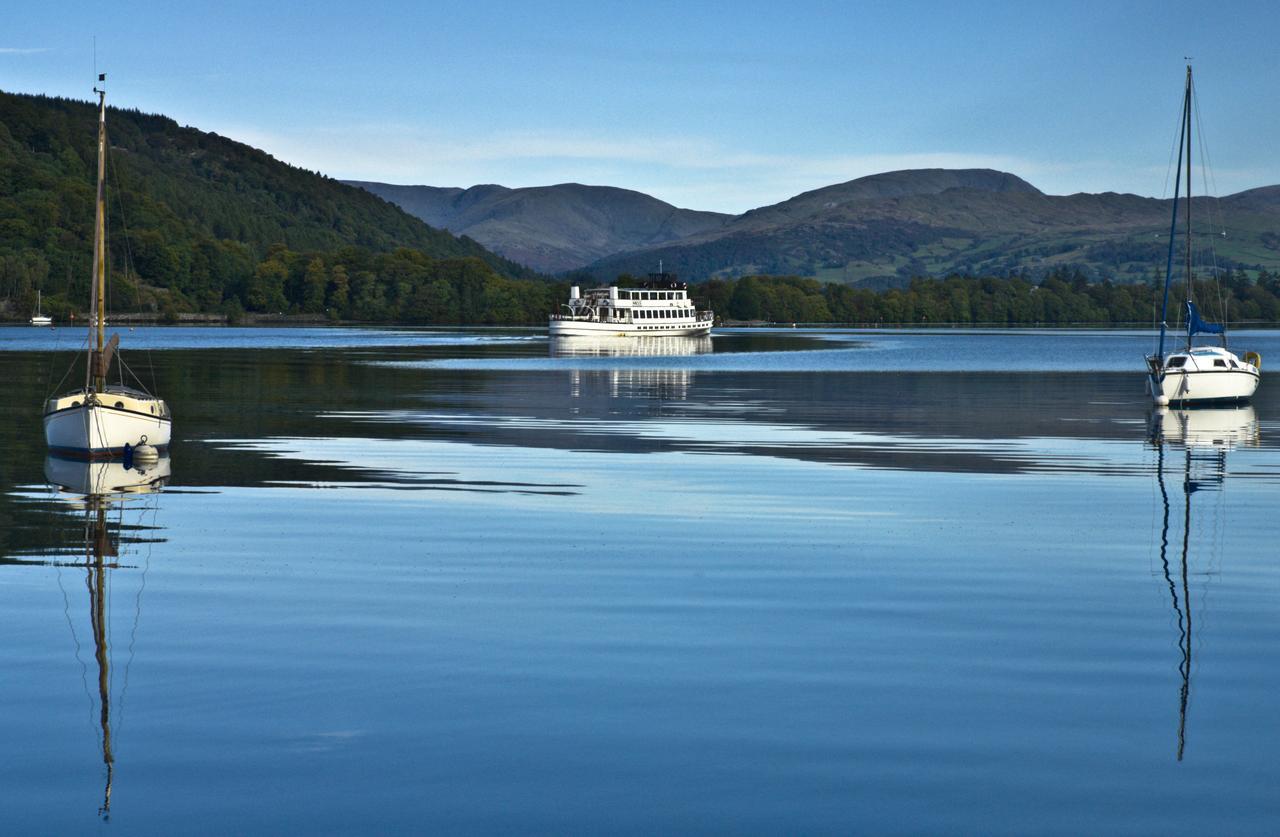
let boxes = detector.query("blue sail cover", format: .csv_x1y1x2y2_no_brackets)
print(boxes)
1185,301,1224,336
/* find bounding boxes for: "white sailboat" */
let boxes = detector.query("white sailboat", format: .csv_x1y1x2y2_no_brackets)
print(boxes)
30,290,52,326
42,75,171,459
1145,66,1260,406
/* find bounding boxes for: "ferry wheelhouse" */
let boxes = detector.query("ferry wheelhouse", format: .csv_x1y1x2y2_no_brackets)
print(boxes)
549,273,714,337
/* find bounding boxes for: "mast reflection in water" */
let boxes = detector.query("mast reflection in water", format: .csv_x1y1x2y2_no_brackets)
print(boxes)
43,455,170,819
1148,406,1257,761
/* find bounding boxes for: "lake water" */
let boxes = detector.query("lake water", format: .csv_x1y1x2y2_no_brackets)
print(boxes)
3,325,1280,833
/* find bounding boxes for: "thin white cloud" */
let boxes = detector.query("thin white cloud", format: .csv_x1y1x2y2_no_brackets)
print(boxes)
0,47,50,55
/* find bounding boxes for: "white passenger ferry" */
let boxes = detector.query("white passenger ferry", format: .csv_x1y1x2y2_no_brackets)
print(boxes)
549,273,714,337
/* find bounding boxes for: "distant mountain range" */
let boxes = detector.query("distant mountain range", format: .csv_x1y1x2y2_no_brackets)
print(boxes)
345,181,730,273
353,169,1280,286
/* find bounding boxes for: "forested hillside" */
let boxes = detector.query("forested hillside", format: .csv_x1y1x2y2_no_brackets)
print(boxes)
682,268,1280,326
0,89,545,322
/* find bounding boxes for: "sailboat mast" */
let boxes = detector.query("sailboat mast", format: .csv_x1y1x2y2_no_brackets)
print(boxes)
88,503,114,816
89,78,108,392
1176,447,1193,760
1183,66,1193,351
1156,78,1188,363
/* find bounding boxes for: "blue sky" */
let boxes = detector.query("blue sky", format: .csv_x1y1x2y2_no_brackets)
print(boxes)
4,1,1279,213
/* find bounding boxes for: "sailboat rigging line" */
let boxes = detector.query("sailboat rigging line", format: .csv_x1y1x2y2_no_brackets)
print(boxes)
106,142,140,293
46,331,89,401
1189,82,1230,337
57,560,95,726
106,549,114,703
115,353,155,397
1161,89,1187,200
1191,87,1223,231
147,345,157,400
106,130,165,399
117,496,157,737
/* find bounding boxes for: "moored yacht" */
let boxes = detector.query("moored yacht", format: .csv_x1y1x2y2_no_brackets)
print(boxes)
42,75,171,459
550,273,714,337
30,290,52,326
1145,66,1259,405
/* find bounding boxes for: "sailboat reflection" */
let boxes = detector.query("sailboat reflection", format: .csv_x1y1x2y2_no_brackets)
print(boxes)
44,454,170,819
554,335,711,403
1148,406,1257,761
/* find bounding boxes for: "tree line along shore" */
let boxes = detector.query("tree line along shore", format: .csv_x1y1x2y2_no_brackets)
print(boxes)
5,253,1279,327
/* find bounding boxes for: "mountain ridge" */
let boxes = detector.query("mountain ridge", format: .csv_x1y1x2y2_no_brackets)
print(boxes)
359,166,1280,285
346,180,730,273
583,169,1280,285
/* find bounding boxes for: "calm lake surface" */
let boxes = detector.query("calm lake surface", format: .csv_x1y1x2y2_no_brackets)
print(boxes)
4,325,1280,834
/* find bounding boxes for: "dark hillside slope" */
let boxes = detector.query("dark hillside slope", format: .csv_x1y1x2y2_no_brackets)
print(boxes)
0,89,537,318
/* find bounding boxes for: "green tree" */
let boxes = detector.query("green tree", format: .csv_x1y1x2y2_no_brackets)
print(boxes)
301,256,328,313
248,258,288,312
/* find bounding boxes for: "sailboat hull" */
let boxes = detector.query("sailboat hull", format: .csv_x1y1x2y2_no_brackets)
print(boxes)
44,400,171,459
1151,367,1259,405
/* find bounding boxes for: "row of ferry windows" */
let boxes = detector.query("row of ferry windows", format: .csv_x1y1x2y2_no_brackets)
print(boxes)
635,308,692,319
617,290,685,300
600,307,692,319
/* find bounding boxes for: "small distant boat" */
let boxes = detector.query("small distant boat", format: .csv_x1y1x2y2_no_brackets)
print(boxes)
550,272,714,337
30,290,52,326
1145,66,1259,405
43,75,171,459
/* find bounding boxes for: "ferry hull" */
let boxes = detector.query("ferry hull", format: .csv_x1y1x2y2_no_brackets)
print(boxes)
44,403,172,459
1150,369,1259,405
549,319,712,337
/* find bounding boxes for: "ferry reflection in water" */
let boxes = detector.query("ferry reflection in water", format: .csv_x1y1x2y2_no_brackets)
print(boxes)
42,455,170,820
1148,406,1258,761
551,334,712,403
